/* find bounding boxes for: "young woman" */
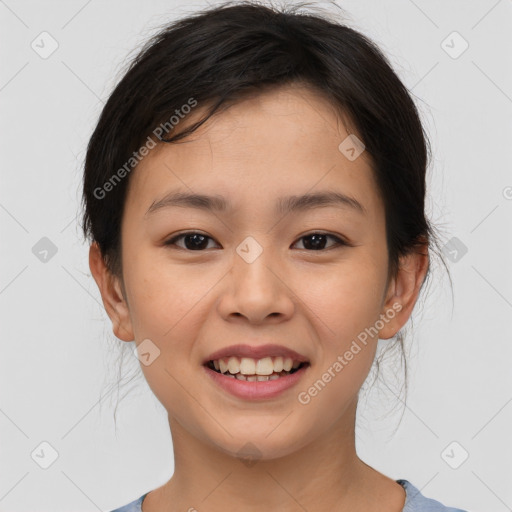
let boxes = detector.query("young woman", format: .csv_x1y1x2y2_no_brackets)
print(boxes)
82,2,468,511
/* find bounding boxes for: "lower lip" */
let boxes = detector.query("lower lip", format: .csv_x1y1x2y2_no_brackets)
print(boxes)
202,363,310,400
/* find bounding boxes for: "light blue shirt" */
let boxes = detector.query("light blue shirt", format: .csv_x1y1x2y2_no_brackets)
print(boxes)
109,479,469,511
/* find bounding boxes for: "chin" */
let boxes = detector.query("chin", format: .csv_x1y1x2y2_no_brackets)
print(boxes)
209,427,310,462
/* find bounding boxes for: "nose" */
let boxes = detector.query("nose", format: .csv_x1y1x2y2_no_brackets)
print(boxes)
217,241,295,324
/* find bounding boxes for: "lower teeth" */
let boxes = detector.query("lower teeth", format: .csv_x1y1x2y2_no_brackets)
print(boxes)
232,371,290,381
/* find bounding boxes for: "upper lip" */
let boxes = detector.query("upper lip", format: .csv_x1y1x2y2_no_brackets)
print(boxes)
203,344,309,365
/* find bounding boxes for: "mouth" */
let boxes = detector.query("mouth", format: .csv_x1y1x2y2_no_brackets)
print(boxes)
204,356,311,381
201,345,311,399
202,356,311,400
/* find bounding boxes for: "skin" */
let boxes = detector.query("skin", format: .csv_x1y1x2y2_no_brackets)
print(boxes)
90,82,429,512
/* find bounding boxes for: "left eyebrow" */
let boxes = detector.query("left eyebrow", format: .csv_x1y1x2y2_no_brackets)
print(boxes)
144,190,367,217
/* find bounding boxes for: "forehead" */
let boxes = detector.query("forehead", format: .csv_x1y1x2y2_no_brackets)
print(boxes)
125,83,382,221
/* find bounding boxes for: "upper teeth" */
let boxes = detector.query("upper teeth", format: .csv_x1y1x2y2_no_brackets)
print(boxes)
212,356,302,375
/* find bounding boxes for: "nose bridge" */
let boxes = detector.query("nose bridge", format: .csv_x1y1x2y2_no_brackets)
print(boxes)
235,234,266,266
233,234,276,291
219,234,293,322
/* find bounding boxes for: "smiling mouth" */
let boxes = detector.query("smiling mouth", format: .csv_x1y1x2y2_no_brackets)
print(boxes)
205,360,310,381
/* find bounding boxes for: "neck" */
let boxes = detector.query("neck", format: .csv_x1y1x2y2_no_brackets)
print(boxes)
143,398,405,512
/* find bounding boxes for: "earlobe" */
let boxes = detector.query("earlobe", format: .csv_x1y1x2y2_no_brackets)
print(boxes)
378,248,429,340
88,242,135,342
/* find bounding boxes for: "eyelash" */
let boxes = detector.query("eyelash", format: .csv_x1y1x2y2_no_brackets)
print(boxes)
163,231,350,251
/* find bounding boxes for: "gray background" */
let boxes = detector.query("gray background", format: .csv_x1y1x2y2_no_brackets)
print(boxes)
1,0,511,511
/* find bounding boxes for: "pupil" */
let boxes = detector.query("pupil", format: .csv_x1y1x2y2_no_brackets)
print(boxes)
304,234,327,250
185,234,208,250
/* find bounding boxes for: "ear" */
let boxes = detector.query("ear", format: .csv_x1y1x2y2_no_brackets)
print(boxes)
88,242,134,342
378,244,429,340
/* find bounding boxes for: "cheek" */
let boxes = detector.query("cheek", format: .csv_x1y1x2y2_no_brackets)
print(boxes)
127,264,210,410
295,258,386,343
292,264,383,413
123,255,216,383
123,252,214,339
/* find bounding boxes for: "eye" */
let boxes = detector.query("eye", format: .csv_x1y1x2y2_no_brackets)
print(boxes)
163,231,220,251
292,232,348,251
163,231,350,252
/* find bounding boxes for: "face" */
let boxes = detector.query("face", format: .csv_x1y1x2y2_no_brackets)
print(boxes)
90,83,425,461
